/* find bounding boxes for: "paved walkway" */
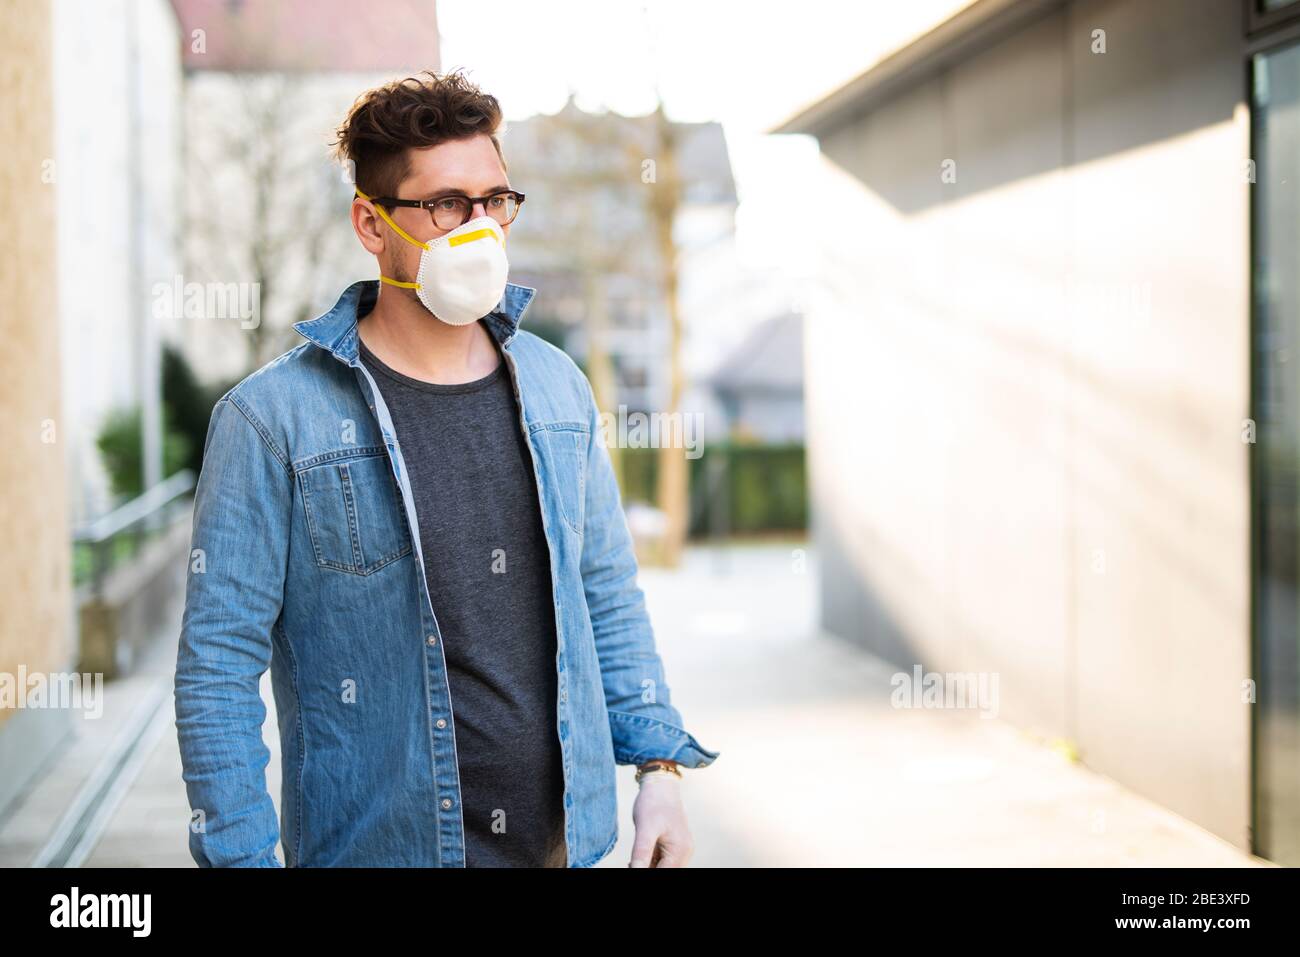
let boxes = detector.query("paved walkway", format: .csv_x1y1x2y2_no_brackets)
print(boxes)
0,541,1266,867
607,542,1265,867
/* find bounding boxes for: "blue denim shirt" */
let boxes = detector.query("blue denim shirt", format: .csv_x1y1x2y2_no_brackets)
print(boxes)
173,279,720,867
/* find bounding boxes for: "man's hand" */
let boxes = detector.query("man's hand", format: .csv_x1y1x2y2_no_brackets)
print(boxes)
629,771,693,867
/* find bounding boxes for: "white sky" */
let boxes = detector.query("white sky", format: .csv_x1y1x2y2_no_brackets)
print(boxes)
438,0,968,264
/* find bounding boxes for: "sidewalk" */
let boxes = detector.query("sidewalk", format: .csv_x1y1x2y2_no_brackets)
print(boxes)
0,586,194,867
1,541,1267,867
606,542,1265,867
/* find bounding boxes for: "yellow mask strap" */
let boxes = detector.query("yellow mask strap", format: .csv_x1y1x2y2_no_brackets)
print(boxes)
355,186,427,289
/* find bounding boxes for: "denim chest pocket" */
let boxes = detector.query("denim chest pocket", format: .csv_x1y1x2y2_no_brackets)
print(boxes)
531,421,588,535
297,452,412,575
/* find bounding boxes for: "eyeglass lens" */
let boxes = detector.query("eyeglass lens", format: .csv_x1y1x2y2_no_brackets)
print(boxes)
430,193,519,229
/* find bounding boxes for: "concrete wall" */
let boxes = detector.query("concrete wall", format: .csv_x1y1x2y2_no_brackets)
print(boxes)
0,0,75,804
807,0,1251,847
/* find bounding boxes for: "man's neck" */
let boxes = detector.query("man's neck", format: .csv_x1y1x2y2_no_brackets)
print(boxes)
357,285,501,384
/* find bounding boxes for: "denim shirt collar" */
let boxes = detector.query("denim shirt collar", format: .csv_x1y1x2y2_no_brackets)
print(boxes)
293,279,538,365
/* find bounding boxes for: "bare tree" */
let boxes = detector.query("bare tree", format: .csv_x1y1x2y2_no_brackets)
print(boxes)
508,100,692,564
186,71,356,372
646,100,688,568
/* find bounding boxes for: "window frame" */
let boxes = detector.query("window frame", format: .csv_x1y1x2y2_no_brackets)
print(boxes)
1246,0,1300,867
1248,0,1300,51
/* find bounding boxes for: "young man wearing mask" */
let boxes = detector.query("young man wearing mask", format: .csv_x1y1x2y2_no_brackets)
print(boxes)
174,69,719,868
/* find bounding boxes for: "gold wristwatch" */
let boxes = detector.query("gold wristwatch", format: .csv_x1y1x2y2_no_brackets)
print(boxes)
635,759,682,784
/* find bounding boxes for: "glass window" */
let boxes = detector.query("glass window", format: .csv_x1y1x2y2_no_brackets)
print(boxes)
1252,41,1300,867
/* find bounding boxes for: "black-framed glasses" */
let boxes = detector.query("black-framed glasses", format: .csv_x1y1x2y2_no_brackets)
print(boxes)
369,190,525,230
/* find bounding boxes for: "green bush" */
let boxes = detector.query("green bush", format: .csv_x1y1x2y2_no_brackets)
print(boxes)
95,405,192,501
162,343,239,476
95,345,239,501
617,442,807,537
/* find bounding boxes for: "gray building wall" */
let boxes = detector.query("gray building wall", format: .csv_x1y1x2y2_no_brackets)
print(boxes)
806,0,1251,848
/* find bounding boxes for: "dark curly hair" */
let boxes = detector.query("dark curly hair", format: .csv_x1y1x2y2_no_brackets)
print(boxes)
332,68,506,199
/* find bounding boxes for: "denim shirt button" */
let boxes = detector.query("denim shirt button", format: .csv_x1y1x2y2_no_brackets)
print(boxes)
435,718,447,729
426,635,437,646
441,798,452,810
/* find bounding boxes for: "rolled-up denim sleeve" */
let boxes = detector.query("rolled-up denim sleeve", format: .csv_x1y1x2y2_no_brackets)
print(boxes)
174,393,289,867
577,380,720,771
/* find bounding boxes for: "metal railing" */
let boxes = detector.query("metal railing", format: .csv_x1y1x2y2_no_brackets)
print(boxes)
72,470,196,596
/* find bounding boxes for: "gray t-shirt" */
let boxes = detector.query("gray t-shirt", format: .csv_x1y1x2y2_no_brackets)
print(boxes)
358,332,567,868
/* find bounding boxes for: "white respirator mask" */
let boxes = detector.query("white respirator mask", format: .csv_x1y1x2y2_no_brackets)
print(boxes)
356,186,509,326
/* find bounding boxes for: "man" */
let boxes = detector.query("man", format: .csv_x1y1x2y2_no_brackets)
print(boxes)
173,69,719,868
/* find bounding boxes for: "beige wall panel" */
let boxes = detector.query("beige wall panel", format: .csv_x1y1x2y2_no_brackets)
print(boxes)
0,0,73,732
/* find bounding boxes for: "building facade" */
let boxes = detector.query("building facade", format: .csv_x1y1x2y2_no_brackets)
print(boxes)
504,98,738,414
777,0,1300,864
